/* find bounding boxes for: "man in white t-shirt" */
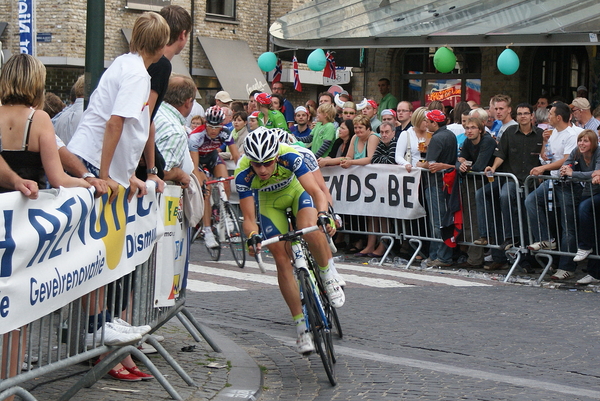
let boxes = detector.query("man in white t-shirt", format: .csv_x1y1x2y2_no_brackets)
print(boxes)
493,94,518,141
524,101,579,280
68,12,170,203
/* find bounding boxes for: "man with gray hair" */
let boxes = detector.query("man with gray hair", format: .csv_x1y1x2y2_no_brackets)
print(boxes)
154,74,198,187
571,97,600,132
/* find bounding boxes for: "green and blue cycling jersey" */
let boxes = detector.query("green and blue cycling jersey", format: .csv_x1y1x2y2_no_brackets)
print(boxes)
235,144,314,238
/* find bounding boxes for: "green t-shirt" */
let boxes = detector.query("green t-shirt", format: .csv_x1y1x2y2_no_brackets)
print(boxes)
258,110,289,132
310,122,336,158
378,92,399,118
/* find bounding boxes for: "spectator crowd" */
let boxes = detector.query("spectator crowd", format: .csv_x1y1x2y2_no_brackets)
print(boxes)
2,4,600,386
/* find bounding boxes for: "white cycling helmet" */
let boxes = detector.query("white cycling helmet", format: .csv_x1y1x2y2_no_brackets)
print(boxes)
269,128,296,145
244,127,280,162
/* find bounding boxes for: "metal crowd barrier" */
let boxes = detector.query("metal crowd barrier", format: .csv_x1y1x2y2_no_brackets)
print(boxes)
0,194,217,401
333,168,533,282
524,174,600,282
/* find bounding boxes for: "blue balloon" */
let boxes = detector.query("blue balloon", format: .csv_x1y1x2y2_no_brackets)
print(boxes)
258,52,277,72
497,48,520,75
307,49,327,71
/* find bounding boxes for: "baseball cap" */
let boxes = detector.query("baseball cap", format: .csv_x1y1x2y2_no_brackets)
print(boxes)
215,91,233,103
426,109,446,123
295,106,308,114
248,111,260,119
571,97,590,110
381,109,396,118
577,85,588,92
366,99,378,109
254,93,272,105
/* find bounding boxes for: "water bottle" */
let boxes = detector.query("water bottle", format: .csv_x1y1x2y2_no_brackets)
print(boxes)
544,143,553,164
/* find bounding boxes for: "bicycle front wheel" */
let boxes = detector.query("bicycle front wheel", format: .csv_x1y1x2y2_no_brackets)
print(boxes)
223,203,246,268
299,269,336,386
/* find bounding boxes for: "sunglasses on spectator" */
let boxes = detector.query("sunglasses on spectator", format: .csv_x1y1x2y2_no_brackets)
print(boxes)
250,159,276,168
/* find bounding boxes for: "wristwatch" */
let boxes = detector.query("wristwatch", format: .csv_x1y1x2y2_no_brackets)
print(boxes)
146,167,158,175
82,172,95,180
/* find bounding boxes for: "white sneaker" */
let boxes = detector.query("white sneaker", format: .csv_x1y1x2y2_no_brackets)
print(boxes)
323,279,345,308
549,269,575,281
296,331,315,355
111,318,152,335
138,342,158,354
574,248,593,262
576,274,600,285
106,321,151,336
204,229,219,248
527,240,557,251
86,325,142,347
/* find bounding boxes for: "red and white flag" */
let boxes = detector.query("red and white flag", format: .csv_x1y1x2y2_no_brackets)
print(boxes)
323,51,336,80
272,58,282,83
293,56,302,92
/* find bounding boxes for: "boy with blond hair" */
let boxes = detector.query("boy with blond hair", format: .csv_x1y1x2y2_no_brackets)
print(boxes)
68,12,170,202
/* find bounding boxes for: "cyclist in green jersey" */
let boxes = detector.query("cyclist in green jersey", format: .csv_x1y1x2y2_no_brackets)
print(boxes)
235,127,345,354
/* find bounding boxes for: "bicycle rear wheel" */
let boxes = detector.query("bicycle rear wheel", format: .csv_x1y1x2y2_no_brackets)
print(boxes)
299,269,336,386
223,203,246,268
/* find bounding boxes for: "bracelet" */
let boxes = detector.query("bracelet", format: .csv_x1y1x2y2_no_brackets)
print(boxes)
248,231,258,238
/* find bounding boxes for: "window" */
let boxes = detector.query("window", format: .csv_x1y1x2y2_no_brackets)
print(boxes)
531,46,588,103
206,0,236,20
400,47,482,108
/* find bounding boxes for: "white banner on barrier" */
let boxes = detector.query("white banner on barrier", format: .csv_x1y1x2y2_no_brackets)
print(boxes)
321,164,427,219
0,185,163,334
154,185,188,307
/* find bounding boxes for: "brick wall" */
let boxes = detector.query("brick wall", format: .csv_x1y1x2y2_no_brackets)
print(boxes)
45,67,84,103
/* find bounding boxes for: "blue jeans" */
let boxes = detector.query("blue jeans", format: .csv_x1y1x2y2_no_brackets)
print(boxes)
577,192,600,250
525,180,581,272
424,184,453,264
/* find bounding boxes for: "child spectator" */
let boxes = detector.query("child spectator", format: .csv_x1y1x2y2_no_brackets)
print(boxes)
297,103,337,158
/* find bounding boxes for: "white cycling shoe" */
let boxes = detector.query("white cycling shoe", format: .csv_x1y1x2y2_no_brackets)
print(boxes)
324,278,345,308
204,229,219,248
296,331,315,355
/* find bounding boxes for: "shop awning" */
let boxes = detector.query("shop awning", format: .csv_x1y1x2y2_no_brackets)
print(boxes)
270,0,600,49
197,36,270,100
121,28,191,77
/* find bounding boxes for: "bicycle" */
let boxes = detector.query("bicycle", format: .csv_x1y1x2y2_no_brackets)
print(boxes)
254,223,339,386
199,176,246,268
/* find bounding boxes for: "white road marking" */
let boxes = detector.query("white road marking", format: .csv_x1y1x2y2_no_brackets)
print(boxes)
186,280,245,292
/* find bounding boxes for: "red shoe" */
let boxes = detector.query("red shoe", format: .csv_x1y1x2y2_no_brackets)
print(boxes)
127,366,154,380
107,367,142,381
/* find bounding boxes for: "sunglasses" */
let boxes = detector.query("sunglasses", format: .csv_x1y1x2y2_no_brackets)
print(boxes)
207,124,222,129
250,159,276,168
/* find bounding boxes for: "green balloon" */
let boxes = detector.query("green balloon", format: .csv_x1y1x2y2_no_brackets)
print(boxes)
307,48,327,71
497,48,520,75
258,52,277,72
433,47,456,73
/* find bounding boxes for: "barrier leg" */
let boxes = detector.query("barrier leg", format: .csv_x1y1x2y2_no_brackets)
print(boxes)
58,345,183,401
535,254,554,284
178,308,222,352
0,386,39,401
376,236,394,266
404,239,423,269
503,250,522,282
144,336,197,386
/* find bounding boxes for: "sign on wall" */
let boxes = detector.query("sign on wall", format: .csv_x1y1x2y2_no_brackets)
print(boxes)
18,0,34,54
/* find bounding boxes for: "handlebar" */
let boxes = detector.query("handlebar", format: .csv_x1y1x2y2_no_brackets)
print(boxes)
205,176,234,185
253,224,337,273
